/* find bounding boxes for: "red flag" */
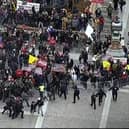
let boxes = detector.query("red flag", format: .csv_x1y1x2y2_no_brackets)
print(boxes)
16,69,23,78
37,60,47,70
91,0,104,4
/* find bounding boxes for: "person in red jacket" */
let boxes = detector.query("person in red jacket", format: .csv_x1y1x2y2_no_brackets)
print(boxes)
98,15,105,33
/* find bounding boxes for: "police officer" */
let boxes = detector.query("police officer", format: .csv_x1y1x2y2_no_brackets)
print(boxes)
50,84,56,100
39,84,45,98
96,88,106,106
60,79,67,100
21,91,30,107
90,92,97,110
15,99,24,119
109,86,119,101
119,0,126,12
2,97,14,117
11,100,17,119
73,85,80,104
36,97,44,116
30,101,36,114
12,97,24,119
113,0,119,10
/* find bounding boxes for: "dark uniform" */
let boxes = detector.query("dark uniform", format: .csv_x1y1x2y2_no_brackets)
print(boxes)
96,89,106,106
73,86,80,103
113,0,119,10
36,98,44,116
91,92,97,110
12,98,24,119
30,101,36,114
2,97,13,117
60,80,67,100
109,86,119,101
119,0,126,12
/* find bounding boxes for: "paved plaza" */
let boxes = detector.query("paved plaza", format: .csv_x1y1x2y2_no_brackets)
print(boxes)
0,85,128,128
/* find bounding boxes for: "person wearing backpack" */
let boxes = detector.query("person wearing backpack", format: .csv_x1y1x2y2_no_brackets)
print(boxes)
73,85,80,104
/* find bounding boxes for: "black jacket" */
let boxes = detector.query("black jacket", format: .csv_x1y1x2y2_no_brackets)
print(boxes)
96,89,106,98
109,86,119,94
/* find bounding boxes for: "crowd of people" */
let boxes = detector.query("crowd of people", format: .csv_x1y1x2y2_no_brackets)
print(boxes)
0,0,128,119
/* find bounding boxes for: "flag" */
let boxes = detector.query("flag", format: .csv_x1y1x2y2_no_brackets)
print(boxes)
34,67,43,75
103,61,111,70
85,24,94,41
28,55,38,64
91,0,104,4
37,60,47,70
16,69,23,77
125,65,129,70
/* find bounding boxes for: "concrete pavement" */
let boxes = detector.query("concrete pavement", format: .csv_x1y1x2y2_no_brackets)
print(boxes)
42,88,104,128
107,92,129,128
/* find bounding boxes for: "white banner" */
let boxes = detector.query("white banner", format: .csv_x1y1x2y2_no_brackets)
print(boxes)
85,24,94,41
16,0,40,13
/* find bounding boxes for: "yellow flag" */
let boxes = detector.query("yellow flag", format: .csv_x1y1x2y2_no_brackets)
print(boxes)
125,65,129,70
103,61,111,70
28,55,38,64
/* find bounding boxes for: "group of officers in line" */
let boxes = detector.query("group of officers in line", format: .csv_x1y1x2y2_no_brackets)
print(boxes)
91,85,119,110
1,79,120,120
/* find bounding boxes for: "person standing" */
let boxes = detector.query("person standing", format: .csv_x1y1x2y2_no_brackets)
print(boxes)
119,0,126,12
68,0,73,11
90,92,97,110
95,7,102,18
113,0,119,10
39,84,45,98
109,86,119,101
60,79,68,100
72,85,80,104
98,15,105,34
107,2,113,19
21,91,30,107
30,101,36,114
96,88,106,106
36,97,44,116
